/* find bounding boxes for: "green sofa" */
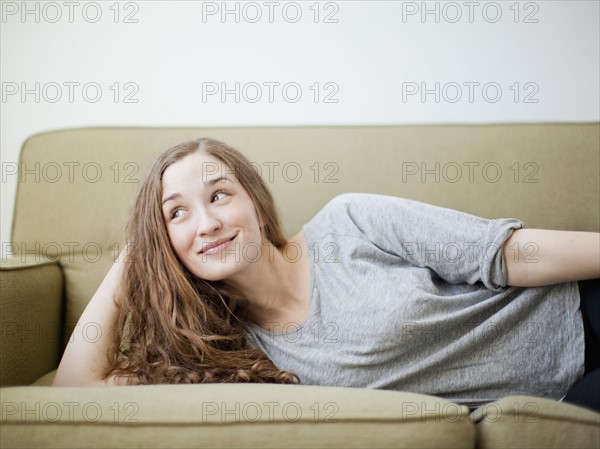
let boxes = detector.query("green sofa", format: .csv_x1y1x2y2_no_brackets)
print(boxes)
1,124,599,448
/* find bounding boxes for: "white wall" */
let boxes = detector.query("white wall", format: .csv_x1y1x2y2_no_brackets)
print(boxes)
1,0,599,255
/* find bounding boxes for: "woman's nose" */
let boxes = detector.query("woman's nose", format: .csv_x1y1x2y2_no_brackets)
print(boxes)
195,208,222,236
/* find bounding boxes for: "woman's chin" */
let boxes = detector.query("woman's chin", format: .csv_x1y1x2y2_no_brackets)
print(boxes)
187,262,242,283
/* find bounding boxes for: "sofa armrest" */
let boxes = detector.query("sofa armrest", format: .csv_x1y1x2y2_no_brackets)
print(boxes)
0,256,64,386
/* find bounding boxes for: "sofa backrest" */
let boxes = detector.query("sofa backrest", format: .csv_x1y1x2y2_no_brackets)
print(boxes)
9,124,600,348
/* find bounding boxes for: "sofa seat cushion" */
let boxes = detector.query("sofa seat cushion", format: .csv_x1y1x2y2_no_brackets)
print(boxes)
2,383,474,448
471,395,600,449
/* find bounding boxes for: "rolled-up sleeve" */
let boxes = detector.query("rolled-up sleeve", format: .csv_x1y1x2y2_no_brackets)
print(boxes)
480,218,524,291
328,193,525,291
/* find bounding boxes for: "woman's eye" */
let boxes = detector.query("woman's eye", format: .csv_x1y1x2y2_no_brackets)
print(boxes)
212,190,228,202
170,209,183,220
169,191,228,221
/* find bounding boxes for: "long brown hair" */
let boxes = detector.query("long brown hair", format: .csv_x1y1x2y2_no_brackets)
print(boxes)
104,138,301,385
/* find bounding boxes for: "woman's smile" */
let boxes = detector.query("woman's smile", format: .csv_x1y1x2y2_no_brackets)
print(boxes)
199,233,238,255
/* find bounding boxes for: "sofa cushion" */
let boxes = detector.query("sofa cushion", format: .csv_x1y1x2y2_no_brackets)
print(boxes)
2,383,475,448
471,395,600,449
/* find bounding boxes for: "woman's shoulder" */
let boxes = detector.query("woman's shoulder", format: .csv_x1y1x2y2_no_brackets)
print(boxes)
315,192,379,216
305,193,354,227
311,192,409,223
301,193,376,240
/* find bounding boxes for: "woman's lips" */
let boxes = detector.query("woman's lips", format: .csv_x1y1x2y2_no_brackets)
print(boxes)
199,234,237,255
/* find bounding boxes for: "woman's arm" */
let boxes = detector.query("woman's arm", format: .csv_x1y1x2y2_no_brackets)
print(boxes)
503,229,600,287
53,245,131,386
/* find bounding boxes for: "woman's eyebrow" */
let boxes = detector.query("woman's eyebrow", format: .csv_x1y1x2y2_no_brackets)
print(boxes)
162,176,231,206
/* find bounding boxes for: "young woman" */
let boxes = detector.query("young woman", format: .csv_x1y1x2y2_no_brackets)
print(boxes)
53,138,600,412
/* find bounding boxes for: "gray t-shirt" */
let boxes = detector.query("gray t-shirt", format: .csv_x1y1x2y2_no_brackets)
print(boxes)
243,193,584,408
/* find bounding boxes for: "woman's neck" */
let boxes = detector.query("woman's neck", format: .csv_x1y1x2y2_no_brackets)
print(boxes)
225,233,311,329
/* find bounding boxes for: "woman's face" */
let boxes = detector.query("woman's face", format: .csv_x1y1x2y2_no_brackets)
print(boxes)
161,151,265,281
